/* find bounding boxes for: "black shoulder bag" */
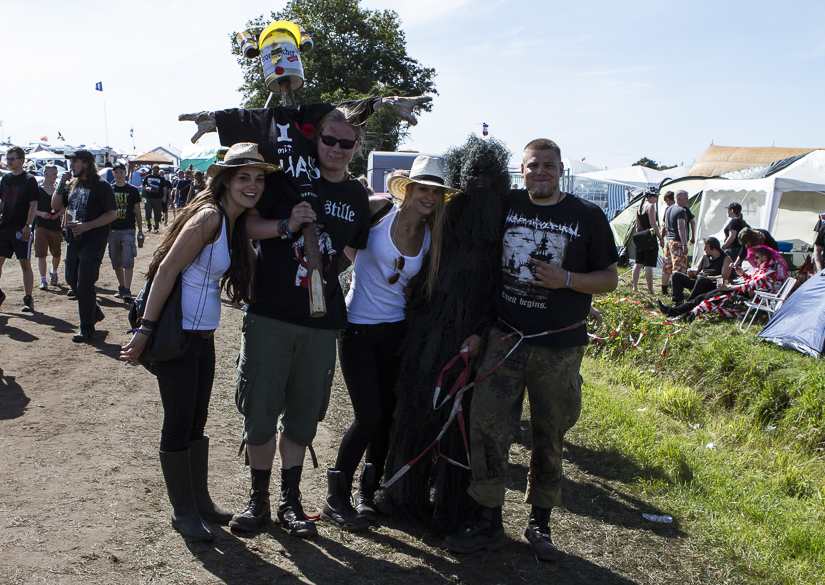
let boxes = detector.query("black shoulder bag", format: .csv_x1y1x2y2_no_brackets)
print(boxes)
128,273,188,375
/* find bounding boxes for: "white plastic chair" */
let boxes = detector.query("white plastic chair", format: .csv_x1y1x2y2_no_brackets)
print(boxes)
739,278,795,333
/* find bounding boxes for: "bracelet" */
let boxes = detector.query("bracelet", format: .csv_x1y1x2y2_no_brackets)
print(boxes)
564,271,571,289
126,328,151,336
139,318,158,329
279,218,293,240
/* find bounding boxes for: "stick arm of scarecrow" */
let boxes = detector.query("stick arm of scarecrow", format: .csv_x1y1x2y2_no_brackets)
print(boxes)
178,95,432,144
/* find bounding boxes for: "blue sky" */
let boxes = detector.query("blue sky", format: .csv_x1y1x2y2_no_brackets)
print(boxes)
2,0,823,170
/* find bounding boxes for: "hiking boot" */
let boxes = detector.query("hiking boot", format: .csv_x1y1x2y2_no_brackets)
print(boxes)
114,286,125,299
50,271,59,286
122,289,133,303
229,468,272,532
277,466,317,537
159,449,214,541
72,329,94,343
188,437,233,524
321,468,369,532
521,507,562,561
442,506,504,553
661,285,669,296
355,463,379,523
21,295,34,313
39,277,48,291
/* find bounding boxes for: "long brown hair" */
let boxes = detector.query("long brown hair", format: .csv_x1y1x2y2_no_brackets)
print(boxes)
399,182,446,299
146,167,254,305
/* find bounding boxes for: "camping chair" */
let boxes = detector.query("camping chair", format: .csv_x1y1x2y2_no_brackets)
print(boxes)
739,278,795,333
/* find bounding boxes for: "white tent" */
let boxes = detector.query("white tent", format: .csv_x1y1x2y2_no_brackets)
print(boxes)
694,150,825,256
562,158,602,174
573,165,670,191
571,166,669,219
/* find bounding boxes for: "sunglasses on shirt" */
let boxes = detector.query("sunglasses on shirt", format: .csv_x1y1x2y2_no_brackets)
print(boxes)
320,135,357,150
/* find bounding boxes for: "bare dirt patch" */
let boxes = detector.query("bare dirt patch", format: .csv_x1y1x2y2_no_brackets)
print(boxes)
0,233,738,584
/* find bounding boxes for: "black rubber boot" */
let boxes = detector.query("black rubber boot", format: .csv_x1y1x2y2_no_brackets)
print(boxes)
661,284,669,296
277,466,317,537
322,468,369,532
355,463,378,523
441,505,504,553
229,468,272,532
158,449,214,541
522,506,562,561
188,436,233,524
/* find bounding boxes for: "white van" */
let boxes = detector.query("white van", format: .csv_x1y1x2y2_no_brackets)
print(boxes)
366,151,443,194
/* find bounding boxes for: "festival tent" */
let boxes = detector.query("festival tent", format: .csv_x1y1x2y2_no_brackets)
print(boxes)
688,145,820,177
759,270,825,358
693,149,825,257
562,158,602,174
180,143,219,173
573,165,670,220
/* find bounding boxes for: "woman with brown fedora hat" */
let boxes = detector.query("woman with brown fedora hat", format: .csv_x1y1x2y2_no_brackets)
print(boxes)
321,155,456,531
121,142,278,541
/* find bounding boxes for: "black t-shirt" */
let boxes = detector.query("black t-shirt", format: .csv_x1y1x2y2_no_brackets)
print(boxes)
814,214,825,247
142,175,170,199
249,175,370,329
110,182,141,230
173,178,192,203
737,228,778,263
723,217,746,243
0,172,39,232
698,253,727,276
495,191,618,348
664,204,687,241
64,179,117,243
34,186,61,231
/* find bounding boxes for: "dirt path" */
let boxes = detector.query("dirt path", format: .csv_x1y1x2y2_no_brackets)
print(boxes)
0,231,736,584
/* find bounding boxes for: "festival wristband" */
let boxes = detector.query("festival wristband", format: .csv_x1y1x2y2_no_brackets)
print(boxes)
126,328,151,336
565,271,571,289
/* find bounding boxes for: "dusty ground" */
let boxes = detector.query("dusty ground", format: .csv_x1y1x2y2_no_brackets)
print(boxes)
0,232,738,585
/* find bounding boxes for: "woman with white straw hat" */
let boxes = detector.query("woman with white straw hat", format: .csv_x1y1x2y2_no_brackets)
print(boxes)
321,155,456,531
121,142,278,541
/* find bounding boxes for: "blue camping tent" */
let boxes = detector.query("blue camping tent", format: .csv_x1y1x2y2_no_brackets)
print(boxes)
759,270,825,358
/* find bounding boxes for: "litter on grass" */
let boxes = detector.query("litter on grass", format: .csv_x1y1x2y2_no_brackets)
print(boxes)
643,514,673,523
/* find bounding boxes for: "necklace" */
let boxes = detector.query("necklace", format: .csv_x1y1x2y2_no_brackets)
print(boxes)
391,208,424,256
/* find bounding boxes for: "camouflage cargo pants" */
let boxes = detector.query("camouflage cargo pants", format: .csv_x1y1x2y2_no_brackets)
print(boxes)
467,326,584,509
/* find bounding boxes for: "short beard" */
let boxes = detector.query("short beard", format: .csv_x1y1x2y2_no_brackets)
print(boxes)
527,183,557,200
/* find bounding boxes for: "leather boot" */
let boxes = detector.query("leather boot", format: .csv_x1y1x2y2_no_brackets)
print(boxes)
276,466,317,537
521,506,562,561
158,449,214,541
229,468,271,532
441,505,504,553
188,436,233,524
322,468,369,532
355,463,378,523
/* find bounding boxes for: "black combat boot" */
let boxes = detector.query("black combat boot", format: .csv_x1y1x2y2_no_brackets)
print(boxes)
276,466,317,537
188,436,233,524
229,468,271,532
355,463,378,523
321,468,369,531
441,505,504,553
522,506,562,561
158,449,214,541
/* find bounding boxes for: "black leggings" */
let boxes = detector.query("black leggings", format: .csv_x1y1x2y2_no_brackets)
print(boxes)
154,332,215,452
335,321,407,485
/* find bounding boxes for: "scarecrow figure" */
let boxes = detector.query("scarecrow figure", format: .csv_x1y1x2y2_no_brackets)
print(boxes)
382,135,512,535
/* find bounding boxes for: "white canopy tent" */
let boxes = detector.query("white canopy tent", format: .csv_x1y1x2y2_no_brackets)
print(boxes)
571,165,669,219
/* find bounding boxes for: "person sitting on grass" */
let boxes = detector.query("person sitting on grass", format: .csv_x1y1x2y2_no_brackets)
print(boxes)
659,237,732,307
657,245,785,321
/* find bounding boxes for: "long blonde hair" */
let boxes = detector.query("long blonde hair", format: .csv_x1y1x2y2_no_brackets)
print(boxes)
399,182,446,299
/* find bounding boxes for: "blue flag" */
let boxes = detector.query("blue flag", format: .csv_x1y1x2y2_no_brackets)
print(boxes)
95,81,103,91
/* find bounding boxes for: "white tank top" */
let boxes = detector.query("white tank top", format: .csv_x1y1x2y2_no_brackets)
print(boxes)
181,215,231,330
345,205,431,325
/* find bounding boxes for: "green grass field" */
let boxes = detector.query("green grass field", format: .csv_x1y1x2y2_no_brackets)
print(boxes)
573,283,825,584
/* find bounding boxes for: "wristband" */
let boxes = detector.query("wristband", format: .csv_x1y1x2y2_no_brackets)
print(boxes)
139,318,158,329
564,271,571,289
279,218,293,240
126,328,151,336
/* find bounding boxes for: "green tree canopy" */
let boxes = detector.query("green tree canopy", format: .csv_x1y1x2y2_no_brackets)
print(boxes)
231,0,437,174
632,156,676,171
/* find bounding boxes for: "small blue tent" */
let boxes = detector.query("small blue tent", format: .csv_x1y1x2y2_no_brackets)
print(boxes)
759,270,825,358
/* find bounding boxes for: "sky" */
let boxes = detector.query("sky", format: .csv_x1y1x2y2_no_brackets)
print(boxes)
2,0,824,170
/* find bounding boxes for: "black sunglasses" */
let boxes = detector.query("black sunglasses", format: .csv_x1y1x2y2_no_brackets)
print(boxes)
320,134,356,150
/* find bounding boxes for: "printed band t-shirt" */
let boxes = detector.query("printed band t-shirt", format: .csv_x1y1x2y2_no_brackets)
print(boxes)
495,191,618,347
34,185,62,231
110,183,141,230
65,179,117,243
142,175,170,199
0,172,39,232
249,175,370,330
664,204,687,241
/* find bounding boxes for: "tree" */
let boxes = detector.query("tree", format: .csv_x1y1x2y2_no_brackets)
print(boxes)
632,157,676,171
231,0,437,175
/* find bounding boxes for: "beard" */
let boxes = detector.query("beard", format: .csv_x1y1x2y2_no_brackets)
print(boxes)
527,182,557,200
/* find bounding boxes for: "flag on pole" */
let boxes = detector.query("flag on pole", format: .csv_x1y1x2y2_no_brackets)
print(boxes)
482,122,489,137
95,81,103,91
57,131,65,141
130,127,134,138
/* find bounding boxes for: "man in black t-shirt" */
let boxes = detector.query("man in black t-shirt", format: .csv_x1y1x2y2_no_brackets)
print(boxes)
141,165,169,233
443,139,618,560
0,146,39,311
660,190,688,296
171,169,192,214
813,214,825,272
52,149,117,342
108,163,143,302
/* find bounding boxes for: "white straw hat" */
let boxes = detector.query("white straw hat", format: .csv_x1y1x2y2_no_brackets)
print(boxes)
387,155,461,200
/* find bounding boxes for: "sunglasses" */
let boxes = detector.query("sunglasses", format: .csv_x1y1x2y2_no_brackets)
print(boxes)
388,256,406,285
320,134,356,150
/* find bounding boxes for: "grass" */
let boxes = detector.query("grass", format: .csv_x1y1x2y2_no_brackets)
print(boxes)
572,283,825,584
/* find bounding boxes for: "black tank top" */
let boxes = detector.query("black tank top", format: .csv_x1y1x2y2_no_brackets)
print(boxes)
637,202,653,233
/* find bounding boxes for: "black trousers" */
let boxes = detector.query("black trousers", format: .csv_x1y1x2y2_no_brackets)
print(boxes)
335,321,407,485
144,198,163,228
155,332,215,452
64,235,106,331
671,273,718,303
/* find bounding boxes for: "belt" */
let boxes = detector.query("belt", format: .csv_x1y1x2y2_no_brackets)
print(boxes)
185,329,215,338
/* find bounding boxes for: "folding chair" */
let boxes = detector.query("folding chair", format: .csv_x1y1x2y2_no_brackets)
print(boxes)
739,278,795,333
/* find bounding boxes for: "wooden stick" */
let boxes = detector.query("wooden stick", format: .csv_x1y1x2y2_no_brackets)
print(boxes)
279,78,326,317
